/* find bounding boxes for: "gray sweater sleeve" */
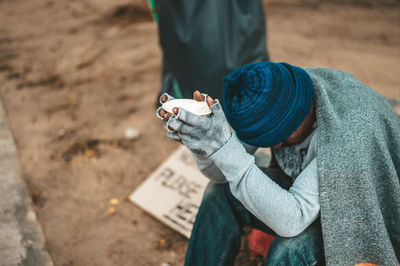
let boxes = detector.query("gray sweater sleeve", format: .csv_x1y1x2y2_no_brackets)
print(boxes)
192,139,258,183
209,132,320,237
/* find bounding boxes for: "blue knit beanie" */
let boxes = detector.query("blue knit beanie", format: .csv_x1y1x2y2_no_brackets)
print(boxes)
223,62,314,147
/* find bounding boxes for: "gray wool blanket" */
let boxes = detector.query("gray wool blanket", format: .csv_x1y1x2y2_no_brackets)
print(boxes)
306,68,400,266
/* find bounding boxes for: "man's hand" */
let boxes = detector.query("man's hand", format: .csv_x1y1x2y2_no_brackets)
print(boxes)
156,90,232,158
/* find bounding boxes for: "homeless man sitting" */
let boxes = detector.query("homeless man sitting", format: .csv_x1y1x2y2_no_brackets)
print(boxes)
156,62,400,266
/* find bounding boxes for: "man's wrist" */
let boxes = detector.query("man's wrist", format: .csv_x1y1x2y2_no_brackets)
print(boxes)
209,132,255,182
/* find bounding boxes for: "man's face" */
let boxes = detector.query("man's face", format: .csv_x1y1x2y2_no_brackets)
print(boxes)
273,103,316,149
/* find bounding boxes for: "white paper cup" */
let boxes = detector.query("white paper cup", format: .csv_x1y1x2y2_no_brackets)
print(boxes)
162,99,212,116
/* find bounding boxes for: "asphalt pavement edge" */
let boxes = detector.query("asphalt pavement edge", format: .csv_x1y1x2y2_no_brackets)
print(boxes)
0,98,53,266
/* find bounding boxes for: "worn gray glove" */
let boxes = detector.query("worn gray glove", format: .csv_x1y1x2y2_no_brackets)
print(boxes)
166,99,232,158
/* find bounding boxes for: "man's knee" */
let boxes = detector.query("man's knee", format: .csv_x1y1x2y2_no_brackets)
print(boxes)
200,182,251,226
199,182,234,213
265,223,324,266
203,182,229,201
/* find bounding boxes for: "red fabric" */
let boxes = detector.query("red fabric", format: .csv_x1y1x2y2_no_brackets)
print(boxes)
249,231,400,265
247,229,275,258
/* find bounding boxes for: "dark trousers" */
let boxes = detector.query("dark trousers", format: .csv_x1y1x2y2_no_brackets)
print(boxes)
184,167,325,266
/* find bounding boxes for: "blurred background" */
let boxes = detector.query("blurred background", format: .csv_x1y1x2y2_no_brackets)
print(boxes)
0,0,399,265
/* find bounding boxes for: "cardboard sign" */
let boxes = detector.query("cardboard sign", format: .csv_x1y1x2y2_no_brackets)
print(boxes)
130,145,271,238
129,146,209,238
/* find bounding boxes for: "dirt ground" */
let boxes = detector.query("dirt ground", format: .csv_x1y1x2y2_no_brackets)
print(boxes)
0,0,399,265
